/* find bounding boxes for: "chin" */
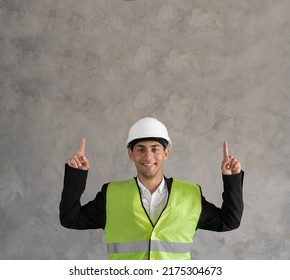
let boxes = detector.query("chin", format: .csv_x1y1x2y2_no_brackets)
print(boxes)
139,171,157,179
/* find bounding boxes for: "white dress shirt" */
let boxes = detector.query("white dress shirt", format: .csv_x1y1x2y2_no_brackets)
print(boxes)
137,177,168,225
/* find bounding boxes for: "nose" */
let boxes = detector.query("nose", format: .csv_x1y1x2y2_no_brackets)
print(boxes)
144,148,153,161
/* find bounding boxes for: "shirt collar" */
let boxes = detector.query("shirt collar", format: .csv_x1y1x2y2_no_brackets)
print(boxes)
137,177,166,194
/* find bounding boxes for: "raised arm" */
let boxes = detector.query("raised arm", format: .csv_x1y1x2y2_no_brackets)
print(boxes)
59,138,105,230
198,141,244,231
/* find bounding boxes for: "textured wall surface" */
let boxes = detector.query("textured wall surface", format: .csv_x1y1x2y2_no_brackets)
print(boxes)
1,0,290,260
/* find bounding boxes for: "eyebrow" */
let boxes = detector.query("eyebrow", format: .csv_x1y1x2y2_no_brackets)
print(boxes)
135,144,162,148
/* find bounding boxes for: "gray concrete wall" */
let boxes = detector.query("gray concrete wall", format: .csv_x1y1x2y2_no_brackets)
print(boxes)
0,0,289,259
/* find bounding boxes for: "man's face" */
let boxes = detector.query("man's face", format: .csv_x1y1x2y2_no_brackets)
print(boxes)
128,140,169,180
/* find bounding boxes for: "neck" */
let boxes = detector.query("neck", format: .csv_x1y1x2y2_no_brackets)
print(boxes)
137,174,164,194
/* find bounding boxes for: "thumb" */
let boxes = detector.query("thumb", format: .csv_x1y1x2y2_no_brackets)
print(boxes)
81,154,90,170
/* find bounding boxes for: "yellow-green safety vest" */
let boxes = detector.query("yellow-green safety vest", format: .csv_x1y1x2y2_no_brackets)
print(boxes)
104,178,201,260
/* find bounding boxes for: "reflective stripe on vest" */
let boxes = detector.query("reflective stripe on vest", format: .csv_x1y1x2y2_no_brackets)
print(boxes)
107,240,193,254
104,178,201,260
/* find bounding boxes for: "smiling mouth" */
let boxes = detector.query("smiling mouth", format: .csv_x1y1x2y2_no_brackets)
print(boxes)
142,163,156,167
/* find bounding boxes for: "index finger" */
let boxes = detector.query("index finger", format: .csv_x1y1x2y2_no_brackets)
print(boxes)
223,141,229,159
80,137,86,155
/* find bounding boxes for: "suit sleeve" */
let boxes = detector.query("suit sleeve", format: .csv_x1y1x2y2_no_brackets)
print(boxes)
197,171,244,231
59,164,107,229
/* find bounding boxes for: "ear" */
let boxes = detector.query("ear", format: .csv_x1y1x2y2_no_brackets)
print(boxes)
164,147,169,160
128,148,134,160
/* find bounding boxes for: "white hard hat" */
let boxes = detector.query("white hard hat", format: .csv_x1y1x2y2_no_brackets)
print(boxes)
126,117,172,149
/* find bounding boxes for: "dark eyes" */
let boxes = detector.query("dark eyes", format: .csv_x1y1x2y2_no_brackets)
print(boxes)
136,148,160,153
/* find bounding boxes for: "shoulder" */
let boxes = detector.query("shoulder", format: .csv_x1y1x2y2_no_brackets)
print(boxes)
165,177,201,193
166,177,199,188
107,178,137,188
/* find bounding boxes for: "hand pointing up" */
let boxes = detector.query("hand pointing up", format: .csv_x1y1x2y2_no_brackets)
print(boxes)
68,138,90,170
221,141,241,175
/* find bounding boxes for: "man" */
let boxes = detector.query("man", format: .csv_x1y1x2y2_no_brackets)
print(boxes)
60,117,244,260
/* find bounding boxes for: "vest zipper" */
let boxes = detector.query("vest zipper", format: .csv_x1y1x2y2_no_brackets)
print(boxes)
134,177,172,259
134,177,155,227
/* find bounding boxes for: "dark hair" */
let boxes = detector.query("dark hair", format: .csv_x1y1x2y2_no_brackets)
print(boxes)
127,137,169,150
